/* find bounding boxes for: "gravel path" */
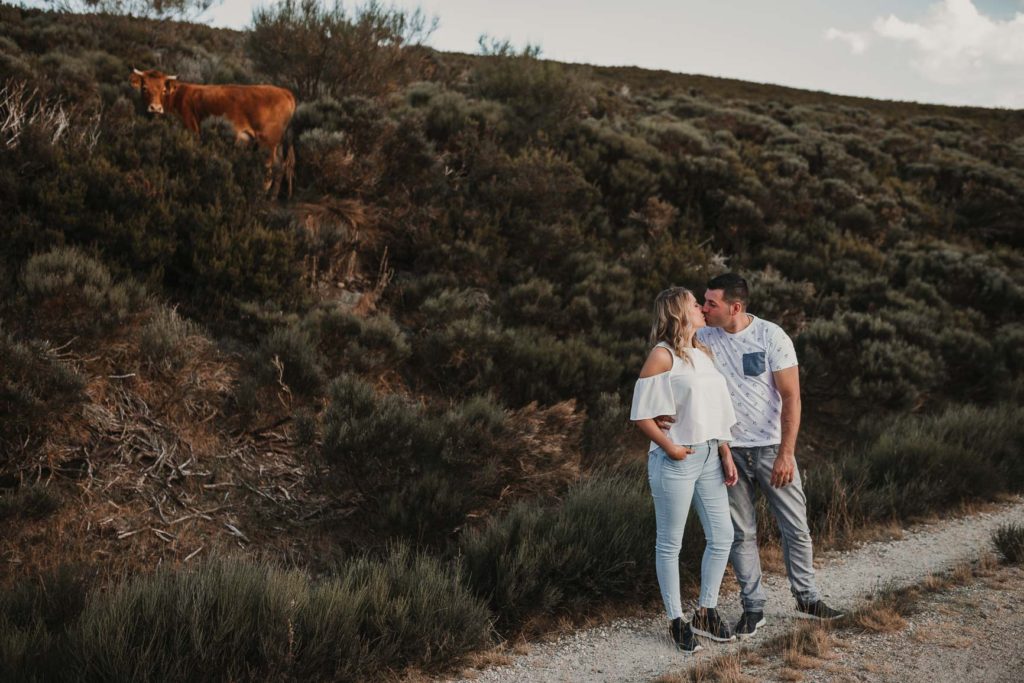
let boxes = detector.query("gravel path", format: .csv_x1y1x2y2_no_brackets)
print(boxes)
790,563,1024,683
446,497,1024,683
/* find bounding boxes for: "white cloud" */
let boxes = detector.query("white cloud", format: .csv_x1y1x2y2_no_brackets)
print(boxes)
824,28,869,55
871,0,1024,85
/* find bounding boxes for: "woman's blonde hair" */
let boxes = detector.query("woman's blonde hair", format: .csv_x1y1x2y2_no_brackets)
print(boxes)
649,286,713,366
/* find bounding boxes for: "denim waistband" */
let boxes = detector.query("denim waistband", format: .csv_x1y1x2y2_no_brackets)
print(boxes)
652,439,718,455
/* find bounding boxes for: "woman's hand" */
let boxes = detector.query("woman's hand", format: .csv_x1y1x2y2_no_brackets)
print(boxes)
666,444,694,461
720,451,739,486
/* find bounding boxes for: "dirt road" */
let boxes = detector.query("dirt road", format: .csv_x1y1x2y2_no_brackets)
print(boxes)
447,498,1024,683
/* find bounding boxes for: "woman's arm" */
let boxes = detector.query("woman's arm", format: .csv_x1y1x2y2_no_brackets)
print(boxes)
634,347,693,460
636,418,693,460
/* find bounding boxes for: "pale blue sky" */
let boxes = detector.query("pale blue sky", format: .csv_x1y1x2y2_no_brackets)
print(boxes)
197,0,1023,107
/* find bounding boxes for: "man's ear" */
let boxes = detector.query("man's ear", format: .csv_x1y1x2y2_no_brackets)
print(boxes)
129,68,143,90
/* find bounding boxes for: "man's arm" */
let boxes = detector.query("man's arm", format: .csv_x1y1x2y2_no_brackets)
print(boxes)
771,365,801,487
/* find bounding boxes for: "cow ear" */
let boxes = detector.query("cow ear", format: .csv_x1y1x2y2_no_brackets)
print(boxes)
129,69,143,90
164,76,178,93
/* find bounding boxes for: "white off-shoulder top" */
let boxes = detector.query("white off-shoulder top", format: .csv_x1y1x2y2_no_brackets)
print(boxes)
630,342,737,451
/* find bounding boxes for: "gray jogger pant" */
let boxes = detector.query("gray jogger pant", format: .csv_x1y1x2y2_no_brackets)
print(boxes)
728,445,821,611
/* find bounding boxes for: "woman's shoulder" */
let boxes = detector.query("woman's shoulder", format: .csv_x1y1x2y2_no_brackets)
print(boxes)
640,344,675,377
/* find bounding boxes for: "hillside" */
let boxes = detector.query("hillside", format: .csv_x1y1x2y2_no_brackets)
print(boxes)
1,5,1023,681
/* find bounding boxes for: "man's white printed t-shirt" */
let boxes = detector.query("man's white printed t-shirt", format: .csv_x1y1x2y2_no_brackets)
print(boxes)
696,316,798,447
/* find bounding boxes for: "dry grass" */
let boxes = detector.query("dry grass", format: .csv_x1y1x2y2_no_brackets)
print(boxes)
950,560,974,585
757,540,786,575
764,621,835,671
655,653,756,683
848,554,1003,637
0,321,335,588
852,602,908,633
458,646,514,672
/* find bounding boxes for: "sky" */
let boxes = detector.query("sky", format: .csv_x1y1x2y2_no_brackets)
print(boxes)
197,0,1024,108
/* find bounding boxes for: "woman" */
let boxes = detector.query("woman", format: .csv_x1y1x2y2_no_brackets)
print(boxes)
630,286,739,653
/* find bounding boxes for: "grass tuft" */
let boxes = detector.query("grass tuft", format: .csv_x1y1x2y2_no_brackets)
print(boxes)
992,523,1024,564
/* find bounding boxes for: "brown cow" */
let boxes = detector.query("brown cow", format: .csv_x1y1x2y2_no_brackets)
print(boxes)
129,68,296,197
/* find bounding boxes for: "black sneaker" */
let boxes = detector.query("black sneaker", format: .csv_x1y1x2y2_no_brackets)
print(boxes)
670,617,704,653
795,599,845,620
690,607,736,642
733,611,766,639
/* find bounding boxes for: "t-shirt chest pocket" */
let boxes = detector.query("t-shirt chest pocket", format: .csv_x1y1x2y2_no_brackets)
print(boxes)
742,351,766,376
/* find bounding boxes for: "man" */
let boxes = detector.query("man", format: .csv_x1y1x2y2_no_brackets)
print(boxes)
658,273,842,638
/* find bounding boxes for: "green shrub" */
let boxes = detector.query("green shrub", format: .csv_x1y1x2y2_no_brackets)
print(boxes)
0,484,61,522
460,473,670,631
0,564,93,682
470,37,588,147
0,328,86,452
21,247,141,338
306,307,411,375
60,549,490,682
797,311,940,410
992,523,1024,564
138,305,206,372
255,324,325,396
248,0,436,100
859,404,1024,514
320,373,437,491
581,392,630,466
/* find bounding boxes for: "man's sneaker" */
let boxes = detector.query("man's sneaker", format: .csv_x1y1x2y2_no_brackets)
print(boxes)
669,617,704,653
795,599,845,620
690,607,736,642
733,611,766,639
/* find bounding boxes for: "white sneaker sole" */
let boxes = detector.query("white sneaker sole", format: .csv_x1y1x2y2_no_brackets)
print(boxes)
799,609,844,620
690,625,737,642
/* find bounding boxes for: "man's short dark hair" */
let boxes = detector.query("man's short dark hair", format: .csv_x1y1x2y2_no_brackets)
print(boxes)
707,273,749,307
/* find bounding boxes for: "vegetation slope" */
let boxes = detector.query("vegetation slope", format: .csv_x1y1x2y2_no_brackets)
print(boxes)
1,4,1022,680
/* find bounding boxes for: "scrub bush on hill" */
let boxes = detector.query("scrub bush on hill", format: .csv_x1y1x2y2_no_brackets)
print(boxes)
303,307,411,375
1,550,491,683
459,473,670,631
3,9,1024,674
0,483,62,522
0,89,303,320
20,247,144,340
138,305,207,373
0,327,86,455
470,37,589,149
248,0,437,100
293,94,443,203
802,404,1024,540
318,374,584,546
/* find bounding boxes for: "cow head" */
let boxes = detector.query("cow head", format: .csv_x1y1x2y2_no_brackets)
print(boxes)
129,68,179,115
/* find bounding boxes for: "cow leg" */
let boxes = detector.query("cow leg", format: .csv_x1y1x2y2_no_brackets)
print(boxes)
284,142,295,200
265,146,281,197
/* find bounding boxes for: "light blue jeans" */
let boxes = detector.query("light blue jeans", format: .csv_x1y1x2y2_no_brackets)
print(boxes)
648,440,734,620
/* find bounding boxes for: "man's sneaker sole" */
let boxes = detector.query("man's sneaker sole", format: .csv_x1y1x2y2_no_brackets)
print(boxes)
802,611,844,621
678,642,704,654
735,615,766,639
796,603,845,620
689,625,736,642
